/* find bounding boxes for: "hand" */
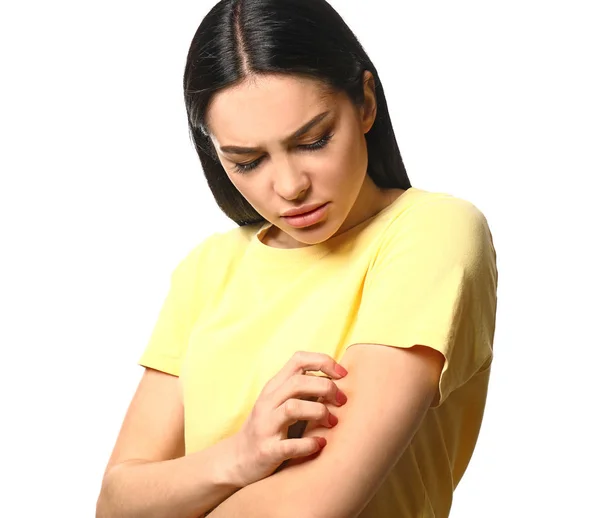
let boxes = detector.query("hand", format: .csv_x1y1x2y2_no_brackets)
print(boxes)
230,351,348,487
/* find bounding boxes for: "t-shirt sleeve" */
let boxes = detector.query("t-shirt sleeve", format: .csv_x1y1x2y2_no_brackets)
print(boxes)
137,240,211,377
344,197,498,407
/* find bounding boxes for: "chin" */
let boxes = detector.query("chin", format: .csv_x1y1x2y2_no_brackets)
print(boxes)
291,220,339,243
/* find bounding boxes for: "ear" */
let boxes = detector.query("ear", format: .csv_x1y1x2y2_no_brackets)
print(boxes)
360,70,377,134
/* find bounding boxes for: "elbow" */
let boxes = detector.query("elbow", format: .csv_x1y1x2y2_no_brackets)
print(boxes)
95,489,109,518
95,500,108,518
95,476,114,518
95,466,124,518
95,461,145,518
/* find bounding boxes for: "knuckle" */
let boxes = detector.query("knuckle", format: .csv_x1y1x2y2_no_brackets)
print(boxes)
318,404,328,419
284,399,298,417
330,380,340,396
280,440,293,458
323,377,336,393
292,350,306,364
291,374,303,390
257,441,271,459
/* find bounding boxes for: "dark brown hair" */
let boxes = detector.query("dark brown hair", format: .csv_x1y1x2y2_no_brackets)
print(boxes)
183,0,411,225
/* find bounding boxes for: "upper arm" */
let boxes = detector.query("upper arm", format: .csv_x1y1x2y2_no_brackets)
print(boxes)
102,367,185,478
208,342,444,518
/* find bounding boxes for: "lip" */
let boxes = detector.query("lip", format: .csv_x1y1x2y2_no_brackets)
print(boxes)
281,202,329,228
281,202,328,217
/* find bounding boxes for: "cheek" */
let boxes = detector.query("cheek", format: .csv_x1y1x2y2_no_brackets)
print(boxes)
330,135,367,177
224,172,255,201
227,176,271,213
222,165,253,192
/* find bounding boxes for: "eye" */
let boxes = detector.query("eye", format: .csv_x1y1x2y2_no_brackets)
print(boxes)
298,133,333,151
231,133,333,174
233,157,263,174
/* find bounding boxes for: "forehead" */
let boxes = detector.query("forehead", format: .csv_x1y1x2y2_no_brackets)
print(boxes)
206,74,337,144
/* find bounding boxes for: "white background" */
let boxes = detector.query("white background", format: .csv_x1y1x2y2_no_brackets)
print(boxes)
1,1,598,516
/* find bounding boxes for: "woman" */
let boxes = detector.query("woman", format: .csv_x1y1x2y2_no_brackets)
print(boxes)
96,1,498,517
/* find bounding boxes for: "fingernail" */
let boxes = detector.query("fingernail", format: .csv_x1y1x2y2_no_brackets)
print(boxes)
334,364,348,377
336,390,348,405
328,414,339,427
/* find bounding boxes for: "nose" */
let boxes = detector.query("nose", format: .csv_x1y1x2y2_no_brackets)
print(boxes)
272,156,310,201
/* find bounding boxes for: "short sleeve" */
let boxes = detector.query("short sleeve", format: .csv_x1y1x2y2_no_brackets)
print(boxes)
138,239,211,376
345,197,498,407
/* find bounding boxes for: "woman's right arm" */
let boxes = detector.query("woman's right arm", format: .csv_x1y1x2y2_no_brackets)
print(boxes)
95,367,243,518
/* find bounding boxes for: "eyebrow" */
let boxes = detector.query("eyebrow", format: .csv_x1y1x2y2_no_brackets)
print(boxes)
219,111,331,155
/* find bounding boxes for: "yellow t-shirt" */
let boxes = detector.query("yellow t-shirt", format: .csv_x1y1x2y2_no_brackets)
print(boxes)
138,187,498,517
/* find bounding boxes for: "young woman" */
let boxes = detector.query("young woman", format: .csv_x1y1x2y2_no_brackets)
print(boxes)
96,1,498,517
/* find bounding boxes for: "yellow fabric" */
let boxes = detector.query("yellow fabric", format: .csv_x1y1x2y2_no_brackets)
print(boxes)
138,187,498,517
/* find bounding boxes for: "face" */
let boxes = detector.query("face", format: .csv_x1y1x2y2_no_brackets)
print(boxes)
205,72,383,248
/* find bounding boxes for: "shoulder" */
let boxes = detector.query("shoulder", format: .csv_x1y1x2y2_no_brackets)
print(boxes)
375,189,496,277
390,190,492,246
173,223,261,276
401,189,488,228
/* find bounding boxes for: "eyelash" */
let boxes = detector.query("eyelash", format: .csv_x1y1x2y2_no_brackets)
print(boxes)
233,133,334,174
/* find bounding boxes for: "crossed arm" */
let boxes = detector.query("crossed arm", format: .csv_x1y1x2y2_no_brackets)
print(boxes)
207,342,445,518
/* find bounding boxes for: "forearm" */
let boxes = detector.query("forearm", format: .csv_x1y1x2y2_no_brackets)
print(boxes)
96,435,243,518
206,461,310,518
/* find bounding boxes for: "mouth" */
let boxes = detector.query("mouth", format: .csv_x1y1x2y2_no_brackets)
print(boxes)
281,202,327,217
281,202,330,228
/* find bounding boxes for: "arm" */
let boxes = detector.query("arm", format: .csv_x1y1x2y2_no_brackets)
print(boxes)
207,342,445,518
98,440,241,518
208,198,495,517
96,368,245,518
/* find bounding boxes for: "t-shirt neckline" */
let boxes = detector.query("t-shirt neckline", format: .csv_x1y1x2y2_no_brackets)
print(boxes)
248,187,421,265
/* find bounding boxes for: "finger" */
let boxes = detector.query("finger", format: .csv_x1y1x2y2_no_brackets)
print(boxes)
270,351,347,390
291,351,348,378
278,437,326,461
276,398,336,431
273,375,346,411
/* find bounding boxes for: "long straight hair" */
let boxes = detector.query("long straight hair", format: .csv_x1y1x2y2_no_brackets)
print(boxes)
183,0,411,226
